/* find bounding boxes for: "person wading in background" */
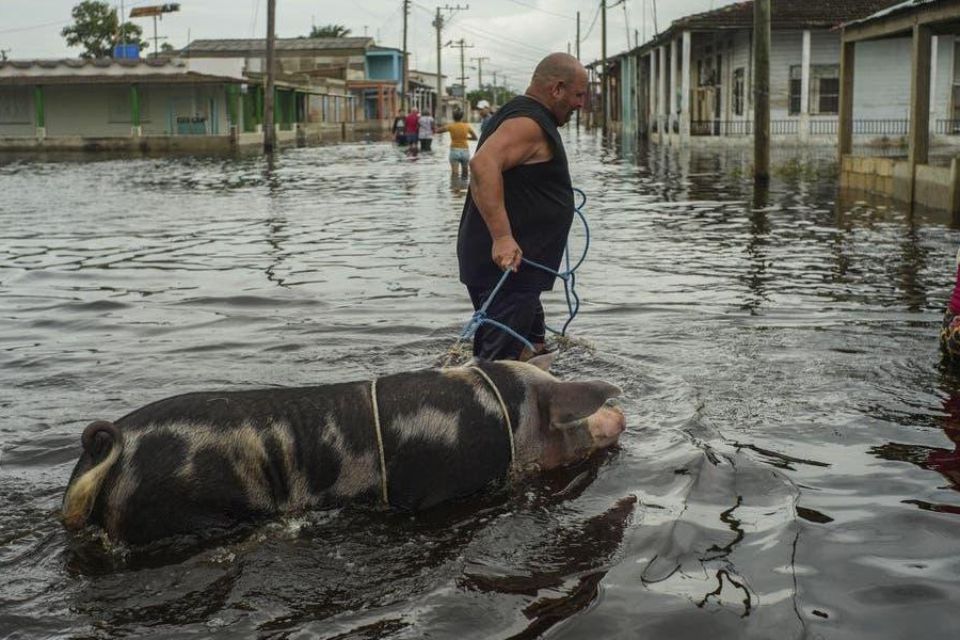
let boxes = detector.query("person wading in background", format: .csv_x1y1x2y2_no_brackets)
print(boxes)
418,110,436,152
438,110,478,178
456,52,587,362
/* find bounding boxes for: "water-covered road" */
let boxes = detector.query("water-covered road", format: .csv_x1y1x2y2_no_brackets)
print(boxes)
2,132,960,638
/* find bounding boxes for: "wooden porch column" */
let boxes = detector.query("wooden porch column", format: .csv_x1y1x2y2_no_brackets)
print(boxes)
658,45,667,133
648,52,656,132
753,0,771,183
681,30,692,141
908,24,932,168
670,38,679,135
838,40,855,162
33,85,45,139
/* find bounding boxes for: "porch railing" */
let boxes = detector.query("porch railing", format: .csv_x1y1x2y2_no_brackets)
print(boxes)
935,119,960,134
681,118,924,138
689,120,798,136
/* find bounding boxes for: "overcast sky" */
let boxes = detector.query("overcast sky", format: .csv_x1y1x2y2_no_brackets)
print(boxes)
1,1,733,90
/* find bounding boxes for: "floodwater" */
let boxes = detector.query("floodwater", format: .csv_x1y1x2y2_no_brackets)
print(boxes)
2,131,960,639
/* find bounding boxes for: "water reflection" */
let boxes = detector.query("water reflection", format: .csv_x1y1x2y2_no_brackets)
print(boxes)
743,182,772,313
872,368,960,514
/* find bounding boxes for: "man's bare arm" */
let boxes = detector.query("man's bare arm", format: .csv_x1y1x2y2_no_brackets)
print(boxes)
468,117,551,271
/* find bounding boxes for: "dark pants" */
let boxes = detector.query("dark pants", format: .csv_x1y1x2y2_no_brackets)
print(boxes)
420,138,433,151
468,286,545,361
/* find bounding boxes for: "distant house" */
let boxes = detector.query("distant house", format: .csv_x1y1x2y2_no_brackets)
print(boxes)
593,0,960,146
354,46,448,121
358,46,403,120
840,0,960,214
0,57,250,151
0,37,376,151
182,37,365,132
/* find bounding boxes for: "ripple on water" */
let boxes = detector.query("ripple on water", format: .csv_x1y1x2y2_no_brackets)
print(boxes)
3,136,960,637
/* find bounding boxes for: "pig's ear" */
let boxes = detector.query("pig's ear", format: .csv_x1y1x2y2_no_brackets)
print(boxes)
526,351,557,372
547,380,621,425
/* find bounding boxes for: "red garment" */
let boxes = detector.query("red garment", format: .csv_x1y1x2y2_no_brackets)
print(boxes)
950,263,960,314
405,112,420,135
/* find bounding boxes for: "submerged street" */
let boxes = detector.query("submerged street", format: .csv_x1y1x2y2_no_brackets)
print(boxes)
2,131,960,638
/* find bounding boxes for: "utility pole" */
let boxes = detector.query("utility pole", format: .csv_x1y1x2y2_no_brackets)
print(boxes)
576,10,580,129
753,0,770,182
492,70,498,106
446,39,473,111
433,5,468,120
402,0,410,110
601,0,607,133
264,0,276,151
471,55,488,91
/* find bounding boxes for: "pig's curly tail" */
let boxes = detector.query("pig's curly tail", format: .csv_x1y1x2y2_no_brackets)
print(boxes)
61,420,123,531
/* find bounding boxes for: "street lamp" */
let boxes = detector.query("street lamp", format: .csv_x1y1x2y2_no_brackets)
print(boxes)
130,3,181,58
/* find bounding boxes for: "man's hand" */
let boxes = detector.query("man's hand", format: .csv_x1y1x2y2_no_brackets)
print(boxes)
492,235,522,271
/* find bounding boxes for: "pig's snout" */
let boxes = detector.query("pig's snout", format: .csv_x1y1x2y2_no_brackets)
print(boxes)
588,405,625,447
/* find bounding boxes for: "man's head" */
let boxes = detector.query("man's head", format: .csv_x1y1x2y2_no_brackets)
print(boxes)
477,99,491,116
525,53,588,125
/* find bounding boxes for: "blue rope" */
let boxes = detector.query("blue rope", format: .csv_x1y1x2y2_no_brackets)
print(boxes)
458,188,590,353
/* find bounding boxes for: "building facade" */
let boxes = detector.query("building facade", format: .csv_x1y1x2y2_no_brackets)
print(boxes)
596,0,960,147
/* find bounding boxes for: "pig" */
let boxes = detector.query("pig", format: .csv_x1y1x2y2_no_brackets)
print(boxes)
61,354,625,546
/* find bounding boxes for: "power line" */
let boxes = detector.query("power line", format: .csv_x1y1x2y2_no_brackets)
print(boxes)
0,19,70,35
454,21,549,56
580,1,602,42
500,0,575,21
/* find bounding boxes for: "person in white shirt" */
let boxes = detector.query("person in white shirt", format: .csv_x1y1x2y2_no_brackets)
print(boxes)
477,99,492,134
418,111,436,151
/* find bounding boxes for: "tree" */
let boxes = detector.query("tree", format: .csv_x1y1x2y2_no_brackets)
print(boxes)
309,24,352,38
61,1,145,59
467,86,516,108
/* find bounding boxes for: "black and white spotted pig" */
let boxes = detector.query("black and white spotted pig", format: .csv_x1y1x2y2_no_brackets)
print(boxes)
61,354,625,545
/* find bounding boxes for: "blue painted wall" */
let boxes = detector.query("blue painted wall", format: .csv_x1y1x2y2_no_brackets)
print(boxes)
366,50,402,82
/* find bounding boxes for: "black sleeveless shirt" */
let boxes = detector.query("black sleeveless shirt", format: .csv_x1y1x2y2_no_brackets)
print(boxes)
456,96,574,291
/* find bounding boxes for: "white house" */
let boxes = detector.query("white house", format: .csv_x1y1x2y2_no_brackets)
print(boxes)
599,0,960,146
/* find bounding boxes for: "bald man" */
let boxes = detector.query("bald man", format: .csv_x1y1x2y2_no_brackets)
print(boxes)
456,52,588,361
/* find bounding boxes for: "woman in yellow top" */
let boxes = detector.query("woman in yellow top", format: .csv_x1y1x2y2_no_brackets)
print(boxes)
437,110,478,178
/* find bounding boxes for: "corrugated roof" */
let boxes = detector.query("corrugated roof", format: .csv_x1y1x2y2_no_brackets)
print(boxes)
0,58,179,70
182,37,373,54
843,0,941,28
672,0,903,31
592,0,906,65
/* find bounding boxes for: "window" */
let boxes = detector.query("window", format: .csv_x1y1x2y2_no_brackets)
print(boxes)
733,67,744,116
0,88,31,124
789,65,802,115
811,65,839,115
816,77,840,115
788,64,839,115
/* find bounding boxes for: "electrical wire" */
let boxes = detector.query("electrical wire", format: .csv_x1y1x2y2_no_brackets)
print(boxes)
499,0,575,21
580,1,602,42
0,20,71,35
